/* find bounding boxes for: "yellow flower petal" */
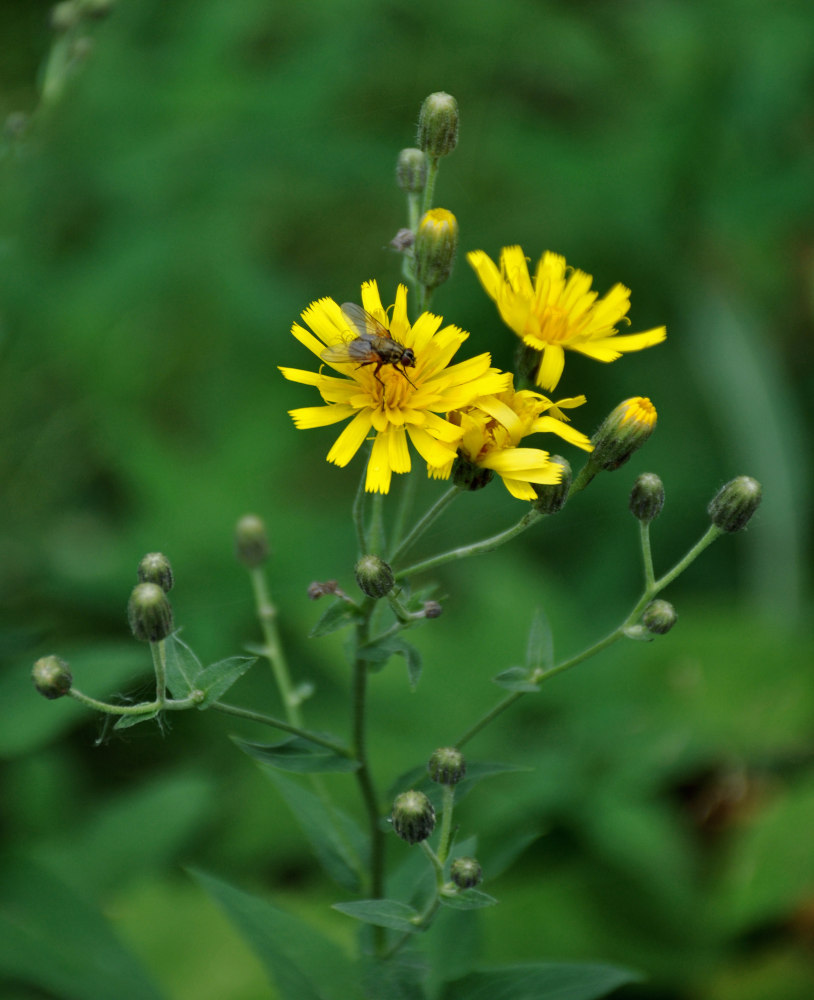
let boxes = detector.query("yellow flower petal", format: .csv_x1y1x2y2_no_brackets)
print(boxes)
326,410,373,466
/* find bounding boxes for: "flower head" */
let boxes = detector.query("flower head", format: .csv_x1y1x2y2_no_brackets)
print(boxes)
279,281,510,493
433,384,592,501
468,246,666,391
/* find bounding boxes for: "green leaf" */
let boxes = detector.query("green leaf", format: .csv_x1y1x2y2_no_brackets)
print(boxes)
0,858,166,1000
163,632,203,698
492,667,540,693
358,636,423,688
526,608,554,673
260,769,365,892
440,888,498,910
195,655,256,707
232,734,358,773
332,899,421,932
309,600,364,637
192,869,360,1000
441,962,643,1000
113,708,161,730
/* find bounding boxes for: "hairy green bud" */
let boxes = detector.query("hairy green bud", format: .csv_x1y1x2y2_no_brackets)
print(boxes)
452,453,493,491
450,856,483,890
235,514,270,568
137,552,174,592
417,92,459,158
354,555,395,599
392,790,436,845
428,747,466,785
128,583,174,642
532,455,572,514
32,655,72,699
642,599,678,635
707,476,762,532
396,148,428,193
629,473,665,524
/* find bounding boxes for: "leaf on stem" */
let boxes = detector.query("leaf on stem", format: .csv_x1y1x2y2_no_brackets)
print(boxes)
309,600,365,637
163,634,255,706
492,667,540,693
113,708,160,731
194,656,257,707
332,899,421,932
441,961,643,1000
191,869,359,1000
440,888,498,910
526,608,554,674
232,735,358,774
358,636,422,688
259,770,366,892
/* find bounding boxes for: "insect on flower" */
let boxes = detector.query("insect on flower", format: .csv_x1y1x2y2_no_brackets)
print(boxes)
321,303,417,388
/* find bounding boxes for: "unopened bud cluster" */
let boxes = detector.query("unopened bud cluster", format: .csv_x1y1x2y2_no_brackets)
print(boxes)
642,599,678,635
235,514,270,568
391,790,436,845
450,857,482,890
417,92,459,159
32,655,72,699
428,747,466,785
128,582,173,642
708,476,762,532
137,552,174,592
396,148,428,193
629,473,665,524
354,555,394,599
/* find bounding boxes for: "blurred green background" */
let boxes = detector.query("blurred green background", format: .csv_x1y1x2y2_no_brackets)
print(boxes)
2,1,813,998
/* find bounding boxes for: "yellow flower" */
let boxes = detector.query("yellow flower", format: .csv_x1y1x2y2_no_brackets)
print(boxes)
432,385,592,501
467,246,666,391
279,281,511,494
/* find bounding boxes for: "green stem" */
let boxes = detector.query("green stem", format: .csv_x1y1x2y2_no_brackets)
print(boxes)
210,702,351,755
421,157,439,215
351,604,386,950
68,688,203,715
436,785,456,866
395,507,543,579
456,525,724,748
640,521,656,590
353,466,369,556
150,639,167,706
250,567,303,727
389,486,461,566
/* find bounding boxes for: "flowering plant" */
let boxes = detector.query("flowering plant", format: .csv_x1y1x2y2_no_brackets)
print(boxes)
33,91,762,1000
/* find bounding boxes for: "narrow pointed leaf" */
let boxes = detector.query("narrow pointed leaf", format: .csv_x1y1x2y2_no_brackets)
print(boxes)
261,769,365,891
192,870,360,1000
442,962,643,1000
232,735,358,773
309,600,364,637
440,888,498,910
332,899,421,932
492,667,540,693
196,656,256,707
163,633,203,698
526,608,554,673
113,708,160,730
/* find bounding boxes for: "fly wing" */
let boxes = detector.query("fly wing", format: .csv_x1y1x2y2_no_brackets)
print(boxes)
340,302,390,340
321,334,375,365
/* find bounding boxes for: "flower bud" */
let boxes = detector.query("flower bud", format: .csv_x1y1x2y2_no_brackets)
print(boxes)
354,555,395,599
391,790,436,845
137,552,174,592
32,655,72,699
707,476,762,532
629,473,665,524
414,208,458,290
428,747,466,785
642,599,678,635
235,514,270,568
396,148,428,193
590,397,657,471
51,2,81,32
452,453,493,491
450,857,483,890
417,92,459,158
423,600,442,619
127,583,174,642
532,455,572,514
